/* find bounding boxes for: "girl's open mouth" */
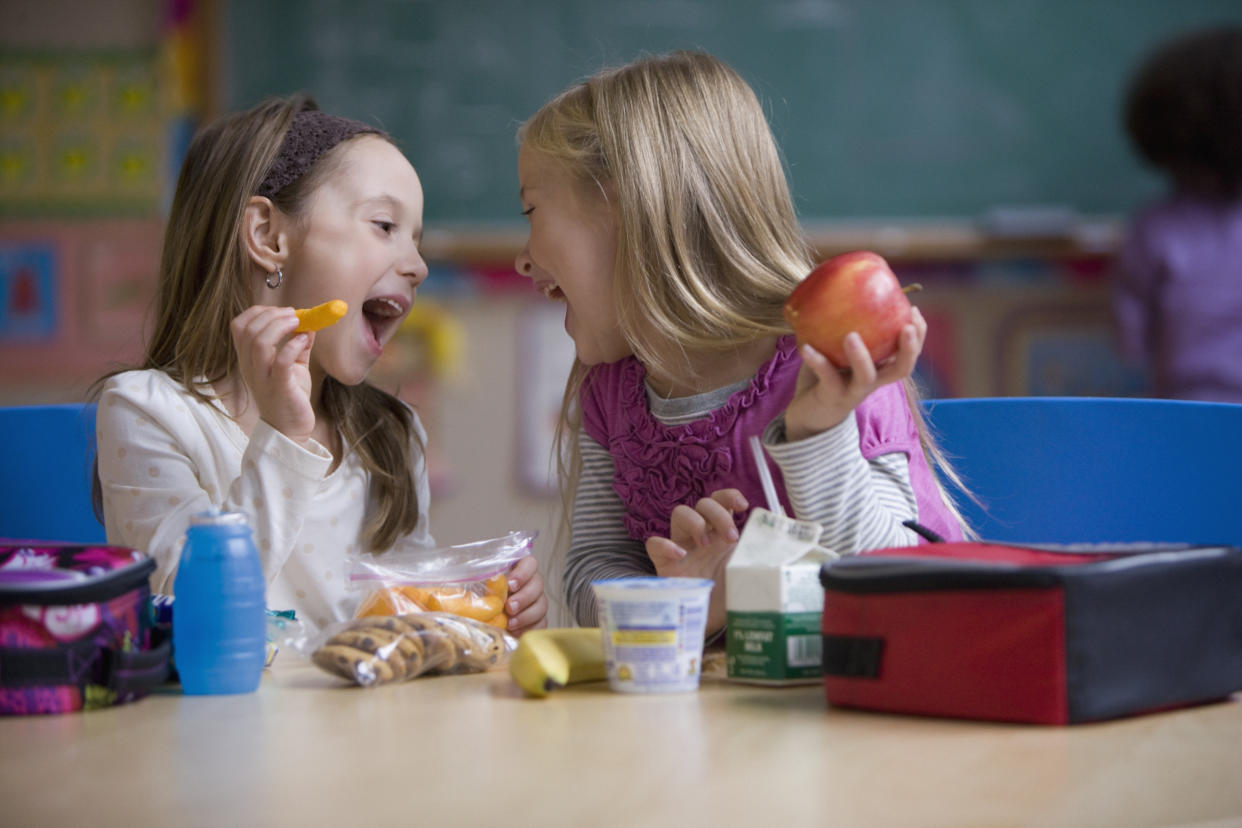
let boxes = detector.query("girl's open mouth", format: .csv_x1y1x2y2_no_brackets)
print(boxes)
362,295,408,348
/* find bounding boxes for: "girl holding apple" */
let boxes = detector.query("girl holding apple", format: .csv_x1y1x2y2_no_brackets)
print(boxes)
514,51,964,636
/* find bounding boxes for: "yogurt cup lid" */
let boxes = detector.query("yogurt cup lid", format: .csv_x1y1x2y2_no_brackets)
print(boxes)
591,576,713,595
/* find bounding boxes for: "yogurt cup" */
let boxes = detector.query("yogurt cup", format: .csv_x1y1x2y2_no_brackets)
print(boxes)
591,576,714,693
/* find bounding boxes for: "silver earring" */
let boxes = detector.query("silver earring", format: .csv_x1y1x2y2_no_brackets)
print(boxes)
265,267,283,289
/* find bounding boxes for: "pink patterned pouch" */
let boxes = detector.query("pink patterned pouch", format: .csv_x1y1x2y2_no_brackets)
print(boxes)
0,542,170,715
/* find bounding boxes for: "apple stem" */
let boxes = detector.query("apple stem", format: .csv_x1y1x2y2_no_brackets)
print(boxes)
902,283,923,295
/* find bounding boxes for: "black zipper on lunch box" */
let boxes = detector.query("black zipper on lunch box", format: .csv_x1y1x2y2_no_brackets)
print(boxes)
0,556,156,606
818,546,1238,594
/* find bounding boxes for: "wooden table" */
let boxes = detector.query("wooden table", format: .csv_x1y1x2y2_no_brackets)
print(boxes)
3,656,1240,827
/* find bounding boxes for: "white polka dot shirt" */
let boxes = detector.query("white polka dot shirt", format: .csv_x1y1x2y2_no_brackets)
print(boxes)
96,370,434,628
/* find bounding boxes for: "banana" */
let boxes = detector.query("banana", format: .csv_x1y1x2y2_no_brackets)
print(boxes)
294,300,348,333
509,627,607,697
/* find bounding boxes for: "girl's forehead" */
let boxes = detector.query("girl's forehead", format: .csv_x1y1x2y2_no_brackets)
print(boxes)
519,145,563,180
519,148,581,197
322,137,421,205
336,136,413,178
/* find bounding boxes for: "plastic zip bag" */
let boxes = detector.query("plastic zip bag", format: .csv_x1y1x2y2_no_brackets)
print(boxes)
308,612,516,687
348,530,537,630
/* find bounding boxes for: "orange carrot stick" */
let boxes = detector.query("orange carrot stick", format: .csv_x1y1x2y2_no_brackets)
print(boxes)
294,300,348,333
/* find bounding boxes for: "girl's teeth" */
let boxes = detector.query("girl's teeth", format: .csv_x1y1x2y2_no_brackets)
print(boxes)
364,297,404,317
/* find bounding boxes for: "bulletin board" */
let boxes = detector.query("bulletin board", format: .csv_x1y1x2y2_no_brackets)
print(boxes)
997,302,1147,397
0,241,56,342
0,50,174,216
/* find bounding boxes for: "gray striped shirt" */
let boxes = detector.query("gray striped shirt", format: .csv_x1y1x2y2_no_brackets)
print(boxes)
564,379,920,626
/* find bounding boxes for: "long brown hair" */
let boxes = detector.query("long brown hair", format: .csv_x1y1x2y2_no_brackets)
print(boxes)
95,94,421,551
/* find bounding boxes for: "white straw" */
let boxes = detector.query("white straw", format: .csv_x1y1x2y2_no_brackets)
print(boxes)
749,435,785,517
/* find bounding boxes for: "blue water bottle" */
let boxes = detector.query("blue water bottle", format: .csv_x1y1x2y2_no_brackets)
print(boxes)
173,510,266,694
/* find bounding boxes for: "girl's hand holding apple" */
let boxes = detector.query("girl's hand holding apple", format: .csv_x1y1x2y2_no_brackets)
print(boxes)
783,310,925,441
782,250,927,442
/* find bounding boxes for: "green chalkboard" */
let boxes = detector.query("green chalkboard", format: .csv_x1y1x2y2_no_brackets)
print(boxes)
227,0,1242,225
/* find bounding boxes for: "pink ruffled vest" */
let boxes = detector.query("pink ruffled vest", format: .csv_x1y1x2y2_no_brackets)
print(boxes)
580,335,961,543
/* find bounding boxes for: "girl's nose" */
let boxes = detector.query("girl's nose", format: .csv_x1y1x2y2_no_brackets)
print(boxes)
514,246,534,278
402,246,429,286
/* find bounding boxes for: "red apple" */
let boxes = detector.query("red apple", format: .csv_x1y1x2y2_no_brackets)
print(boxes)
783,250,913,368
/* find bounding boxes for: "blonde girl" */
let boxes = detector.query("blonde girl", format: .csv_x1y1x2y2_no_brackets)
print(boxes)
95,95,547,632
514,52,961,636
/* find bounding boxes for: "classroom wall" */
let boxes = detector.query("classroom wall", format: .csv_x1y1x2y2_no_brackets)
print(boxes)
426,294,570,623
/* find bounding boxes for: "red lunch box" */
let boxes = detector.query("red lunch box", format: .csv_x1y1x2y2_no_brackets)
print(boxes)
818,542,1242,724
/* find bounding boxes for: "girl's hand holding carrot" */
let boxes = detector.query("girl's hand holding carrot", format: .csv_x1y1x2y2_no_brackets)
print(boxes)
230,305,316,444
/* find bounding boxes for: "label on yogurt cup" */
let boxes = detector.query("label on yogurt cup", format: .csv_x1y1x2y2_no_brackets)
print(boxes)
591,577,713,693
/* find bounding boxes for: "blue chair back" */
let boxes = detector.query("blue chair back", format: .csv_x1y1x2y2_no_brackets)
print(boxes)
0,403,106,544
922,397,1242,546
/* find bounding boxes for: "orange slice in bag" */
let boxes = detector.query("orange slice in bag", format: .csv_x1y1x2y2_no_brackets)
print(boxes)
356,577,514,625
355,586,423,617
483,573,510,603
434,591,504,622
398,586,438,611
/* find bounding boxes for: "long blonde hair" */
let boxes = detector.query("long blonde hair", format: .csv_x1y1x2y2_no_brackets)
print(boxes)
519,52,969,561
95,94,421,551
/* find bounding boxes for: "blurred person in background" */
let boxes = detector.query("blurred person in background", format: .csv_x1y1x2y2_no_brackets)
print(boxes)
1113,25,1242,403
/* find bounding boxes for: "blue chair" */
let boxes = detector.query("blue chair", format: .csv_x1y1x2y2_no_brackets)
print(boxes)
922,397,1242,546
0,403,106,544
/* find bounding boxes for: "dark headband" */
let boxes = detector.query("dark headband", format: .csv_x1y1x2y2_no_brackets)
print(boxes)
256,109,384,199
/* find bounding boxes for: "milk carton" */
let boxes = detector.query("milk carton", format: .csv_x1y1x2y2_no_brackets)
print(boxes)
725,508,836,684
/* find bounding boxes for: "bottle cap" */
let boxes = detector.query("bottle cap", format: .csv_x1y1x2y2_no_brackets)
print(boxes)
189,509,250,527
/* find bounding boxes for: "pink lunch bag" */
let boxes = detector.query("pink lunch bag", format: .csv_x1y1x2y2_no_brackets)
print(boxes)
0,542,171,715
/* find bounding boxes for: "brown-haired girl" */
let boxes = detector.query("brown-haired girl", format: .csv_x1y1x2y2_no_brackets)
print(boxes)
96,95,548,632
